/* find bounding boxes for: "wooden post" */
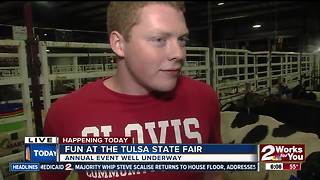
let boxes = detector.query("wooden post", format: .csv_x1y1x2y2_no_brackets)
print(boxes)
24,2,43,136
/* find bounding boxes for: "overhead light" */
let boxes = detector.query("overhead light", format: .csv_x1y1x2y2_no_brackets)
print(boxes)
313,47,320,53
35,1,50,7
218,2,224,6
44,33,47,36
252,24,262,28
46,49,50,52
312,47,320,53
36,2,48,5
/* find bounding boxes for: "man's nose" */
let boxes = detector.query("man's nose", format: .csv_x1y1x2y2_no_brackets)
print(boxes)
167,39,186,62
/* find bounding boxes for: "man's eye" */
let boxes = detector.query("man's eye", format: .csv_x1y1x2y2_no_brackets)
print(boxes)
150,37,166,46
153,37,165,42
178,37,190,46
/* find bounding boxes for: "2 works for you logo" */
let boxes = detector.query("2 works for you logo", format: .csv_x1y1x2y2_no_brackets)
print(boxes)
259,144,305,162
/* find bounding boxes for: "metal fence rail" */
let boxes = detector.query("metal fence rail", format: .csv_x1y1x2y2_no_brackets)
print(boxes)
1,40,319,114
213,49,315,105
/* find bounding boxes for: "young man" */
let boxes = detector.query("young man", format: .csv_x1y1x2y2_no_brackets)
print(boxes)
41,2,222,180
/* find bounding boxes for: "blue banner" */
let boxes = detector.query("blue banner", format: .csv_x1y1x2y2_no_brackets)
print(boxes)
59,144,257,154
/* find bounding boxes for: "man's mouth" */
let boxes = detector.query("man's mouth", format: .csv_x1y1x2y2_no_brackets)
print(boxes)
159,68,181,75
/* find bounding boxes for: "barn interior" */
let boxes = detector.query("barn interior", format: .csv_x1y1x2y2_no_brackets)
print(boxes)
0,1,320,180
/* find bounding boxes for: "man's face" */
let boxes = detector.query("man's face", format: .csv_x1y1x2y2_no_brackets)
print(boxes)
121,4,189,93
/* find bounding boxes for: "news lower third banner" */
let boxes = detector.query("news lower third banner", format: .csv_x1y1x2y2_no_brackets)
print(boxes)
10,137,259,172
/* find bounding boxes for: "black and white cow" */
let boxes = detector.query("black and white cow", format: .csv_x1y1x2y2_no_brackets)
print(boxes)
290,84,317,101
222,93,320,180
224,92,320,138
221,111,320,180
277,80,317,101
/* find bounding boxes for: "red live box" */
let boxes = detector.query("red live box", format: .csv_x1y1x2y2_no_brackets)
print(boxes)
259,144,305,162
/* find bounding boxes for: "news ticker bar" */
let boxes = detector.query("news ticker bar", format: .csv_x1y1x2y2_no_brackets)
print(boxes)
265,163,301,171
10,162,259,172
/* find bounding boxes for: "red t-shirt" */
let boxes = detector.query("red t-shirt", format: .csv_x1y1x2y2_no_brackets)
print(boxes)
41,75,221,180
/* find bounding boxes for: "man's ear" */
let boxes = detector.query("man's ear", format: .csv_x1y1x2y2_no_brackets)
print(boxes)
109,31,125,57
